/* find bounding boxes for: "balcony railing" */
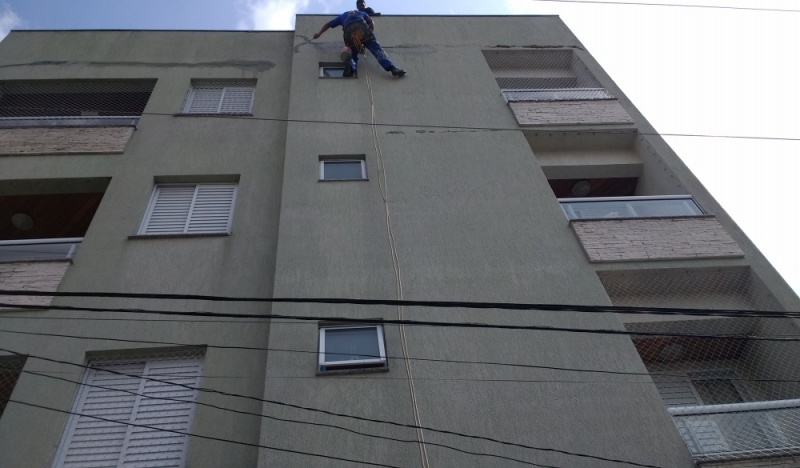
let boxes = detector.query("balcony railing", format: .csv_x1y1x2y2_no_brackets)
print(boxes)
0,116,140,128
669,400,800,461
0,238,82,262
502,88,613,102
560,195,704,221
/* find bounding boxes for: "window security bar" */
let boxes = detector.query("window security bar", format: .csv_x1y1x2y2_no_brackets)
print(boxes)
559,195,704,220
502,88,613,102
0,238,83,262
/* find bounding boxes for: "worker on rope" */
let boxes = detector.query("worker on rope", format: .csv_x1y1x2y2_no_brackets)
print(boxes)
312,3,406,78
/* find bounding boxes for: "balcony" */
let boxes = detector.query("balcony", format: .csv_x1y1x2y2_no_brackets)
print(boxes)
502,88,613,102
560,195,704,220
0,238,82,263
561,195,743,263
669,401,800,461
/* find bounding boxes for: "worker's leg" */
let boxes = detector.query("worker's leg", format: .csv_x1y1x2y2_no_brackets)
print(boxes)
364,40,395,70
365,40,406,76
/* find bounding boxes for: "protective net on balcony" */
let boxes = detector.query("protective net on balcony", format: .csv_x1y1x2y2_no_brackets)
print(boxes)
600,267,800,462
482,49,613,101
0,80,156,122
0,355,26,419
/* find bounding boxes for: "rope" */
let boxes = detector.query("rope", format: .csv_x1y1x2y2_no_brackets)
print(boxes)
364,57,432,468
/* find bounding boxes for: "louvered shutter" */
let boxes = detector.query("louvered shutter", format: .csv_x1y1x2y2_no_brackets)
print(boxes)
54,362,147,467
53,357,203,468
652,374,702,407
185,87,224,114
140,184,236,235
185,185,237,234
185,82,254,114
218,87,255,114
117,358,203,467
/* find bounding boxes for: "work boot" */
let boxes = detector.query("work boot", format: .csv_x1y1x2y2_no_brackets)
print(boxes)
340,47,352,63
390,67,406,77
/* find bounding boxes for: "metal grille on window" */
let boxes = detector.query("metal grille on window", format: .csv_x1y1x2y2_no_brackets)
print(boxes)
52,348,205,468
184,80,255,114
0,356,25,419
482,49,613,102
599,268,800,463
0,80,156,125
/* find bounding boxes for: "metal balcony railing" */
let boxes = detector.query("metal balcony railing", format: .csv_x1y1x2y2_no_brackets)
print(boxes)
0,238,82,262
669,400,800,461
0,116,140,127
559,195,704,221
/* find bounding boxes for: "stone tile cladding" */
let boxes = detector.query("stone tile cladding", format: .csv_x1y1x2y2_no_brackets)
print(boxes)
0,261,69,307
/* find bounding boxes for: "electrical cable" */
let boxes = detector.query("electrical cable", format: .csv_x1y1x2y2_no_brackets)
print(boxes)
15,367,553,468
0,348,663,468
7,327,800,384
1,288,797,319
1,106,798,143
8,399,404,468
2,300,799,342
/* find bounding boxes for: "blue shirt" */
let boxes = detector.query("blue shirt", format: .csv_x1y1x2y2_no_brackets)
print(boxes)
328,10,370,30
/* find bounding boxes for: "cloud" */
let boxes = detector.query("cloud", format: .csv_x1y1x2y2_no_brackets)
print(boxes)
505,0,540,14
0,4,22,42
237,0,311,30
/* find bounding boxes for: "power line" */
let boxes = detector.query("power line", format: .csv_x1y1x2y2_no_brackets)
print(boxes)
8,399,405,468
16,368,552,468
530,0,800,13
6,327,800,384
2,300,797,342
0,348,663,468
1,106,798,143
0,288,796,319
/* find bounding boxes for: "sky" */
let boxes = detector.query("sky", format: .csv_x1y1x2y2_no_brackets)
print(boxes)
1,0,798,295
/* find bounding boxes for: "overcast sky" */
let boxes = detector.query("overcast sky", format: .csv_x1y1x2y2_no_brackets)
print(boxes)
1,0,798,295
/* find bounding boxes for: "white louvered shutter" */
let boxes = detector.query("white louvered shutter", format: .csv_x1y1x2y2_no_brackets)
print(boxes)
140,184,236,235
54,362,146,467
218,87,255,114
185,185,237,234
185,82,254,114
652,374,702,407
53,357,203,468
185,87,224,114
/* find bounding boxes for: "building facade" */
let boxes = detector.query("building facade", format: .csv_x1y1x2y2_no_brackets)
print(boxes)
0,14,798,468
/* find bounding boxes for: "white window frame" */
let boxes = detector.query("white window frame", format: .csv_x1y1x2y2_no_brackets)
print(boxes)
319,66,347,78
182,81,255,114
138,183,238,235
318,325,387,369
319,159,367,181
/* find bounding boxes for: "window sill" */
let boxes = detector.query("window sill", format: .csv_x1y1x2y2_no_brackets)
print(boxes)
317,366,389,377
128,233,231,240
318,178,369,182
173,113,253,118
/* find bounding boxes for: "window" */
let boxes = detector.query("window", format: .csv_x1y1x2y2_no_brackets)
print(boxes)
0,356,25,419
52,353,204,467
482,49,612,102
320,66,346,78
319,325,387,372
139,184,237,235
183,80,255,114
0,80,156,127
320,157,367,181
